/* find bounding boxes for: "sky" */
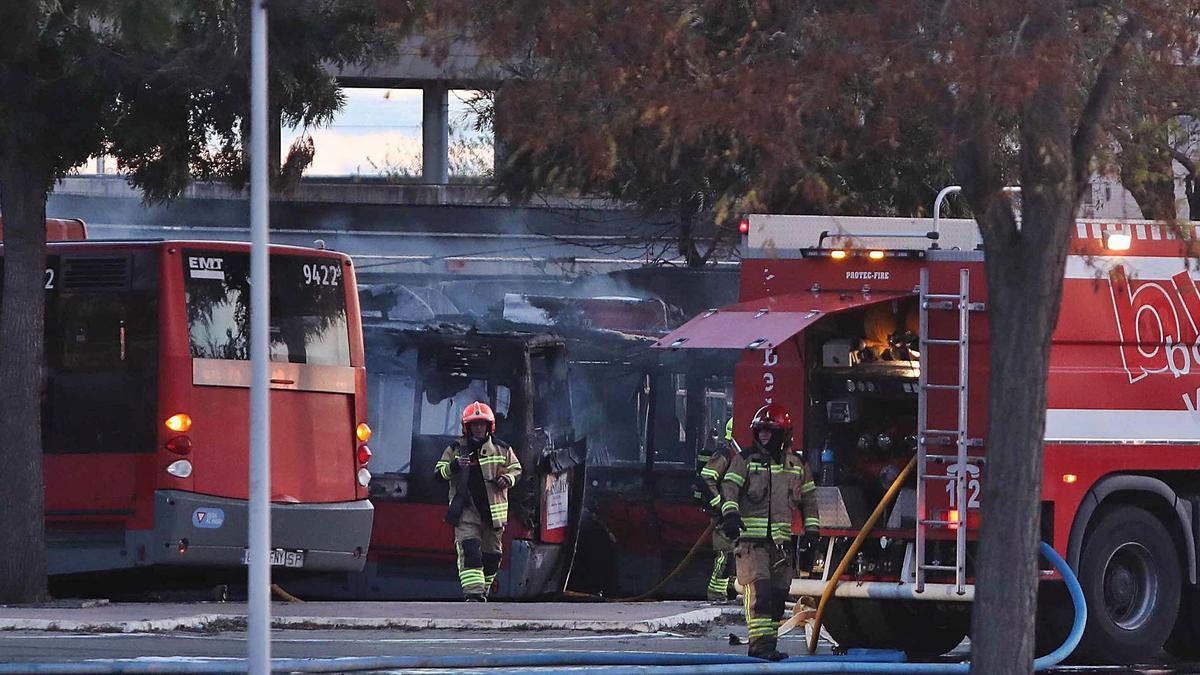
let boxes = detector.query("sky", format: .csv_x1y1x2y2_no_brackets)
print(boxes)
283,87,493,178
79,87,493,179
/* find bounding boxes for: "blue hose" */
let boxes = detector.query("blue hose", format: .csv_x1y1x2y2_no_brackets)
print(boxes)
0,651,905,674
0,542,1086,674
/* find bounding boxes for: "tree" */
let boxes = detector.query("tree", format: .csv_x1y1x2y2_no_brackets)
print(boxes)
432,1,1199,671
430,2,962,268
1105,51,1200,220
0,0,392,604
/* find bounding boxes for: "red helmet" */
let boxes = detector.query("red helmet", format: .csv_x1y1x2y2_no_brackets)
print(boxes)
462,401,496,436
750,404,793,451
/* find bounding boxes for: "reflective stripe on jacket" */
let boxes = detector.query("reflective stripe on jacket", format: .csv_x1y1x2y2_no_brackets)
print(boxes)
719,445,819,542
435,437,523,529
700,447,735,511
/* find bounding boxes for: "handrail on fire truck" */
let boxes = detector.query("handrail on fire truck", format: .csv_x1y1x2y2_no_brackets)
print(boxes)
816,229,939,248
931,186,1021,246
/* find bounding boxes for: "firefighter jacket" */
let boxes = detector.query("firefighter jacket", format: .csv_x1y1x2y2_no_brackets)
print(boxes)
435,437,522,528
699,446,736,513
720,444,819,542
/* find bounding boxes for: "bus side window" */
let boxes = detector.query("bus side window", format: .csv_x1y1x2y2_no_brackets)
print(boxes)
44,291,158,454
55,295,156,371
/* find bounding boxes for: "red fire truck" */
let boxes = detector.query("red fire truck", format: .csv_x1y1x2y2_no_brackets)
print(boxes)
654,207,1200,661
1,232,374,576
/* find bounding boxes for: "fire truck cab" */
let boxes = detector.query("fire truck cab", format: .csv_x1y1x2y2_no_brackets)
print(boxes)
655,205,1200,662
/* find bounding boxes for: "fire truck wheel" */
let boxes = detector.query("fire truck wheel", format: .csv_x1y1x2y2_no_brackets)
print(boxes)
883,601,971,658
1075,505,1182,663
1165,585,1200,659
820,598,897,650
820,599,969,658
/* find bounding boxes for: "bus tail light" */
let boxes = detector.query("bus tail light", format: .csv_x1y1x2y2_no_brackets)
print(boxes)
738,218,749,234
165,436,192,455
357,445,372,466
165,413,192,433
166,459,193,478
357,467,371,487
356,423,372,442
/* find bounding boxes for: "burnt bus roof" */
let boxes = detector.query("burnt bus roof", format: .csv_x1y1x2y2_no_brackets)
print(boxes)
363,319,567,350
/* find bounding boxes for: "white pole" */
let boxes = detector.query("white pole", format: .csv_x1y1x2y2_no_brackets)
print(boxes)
248,1,271,674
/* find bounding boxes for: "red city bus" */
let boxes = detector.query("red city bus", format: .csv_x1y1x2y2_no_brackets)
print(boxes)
0,236,373,575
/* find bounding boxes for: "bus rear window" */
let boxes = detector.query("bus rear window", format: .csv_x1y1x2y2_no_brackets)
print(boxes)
183,249,351,367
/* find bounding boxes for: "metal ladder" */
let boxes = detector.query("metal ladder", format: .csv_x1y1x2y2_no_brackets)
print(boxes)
915,268,983,594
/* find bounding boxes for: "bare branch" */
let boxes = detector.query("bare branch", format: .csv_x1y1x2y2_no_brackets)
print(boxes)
1174,148,1197,176
1071,14,1141,201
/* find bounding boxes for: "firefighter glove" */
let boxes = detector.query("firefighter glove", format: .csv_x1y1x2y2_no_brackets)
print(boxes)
494,474,512,489
799,528,820,552
721,513,745,540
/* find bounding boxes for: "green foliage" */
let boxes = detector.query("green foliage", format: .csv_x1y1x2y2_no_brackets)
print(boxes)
0,0,394,199
436,0,966,266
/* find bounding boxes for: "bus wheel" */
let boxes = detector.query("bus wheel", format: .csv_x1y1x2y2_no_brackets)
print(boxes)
1075,505,1181,663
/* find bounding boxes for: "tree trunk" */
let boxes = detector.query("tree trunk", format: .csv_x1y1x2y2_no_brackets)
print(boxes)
970,226,1071,673
1178,156,1198,222
678,200,703,268
1118,129,1177,220
969,3,1077,671
1187,172,1199,222
0,141,50,604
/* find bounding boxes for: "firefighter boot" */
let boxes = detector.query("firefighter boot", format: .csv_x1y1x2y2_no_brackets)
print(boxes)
744,579,786,659
748,636,788,662
456,538,487,599
482,552,502,599
707,549,733,603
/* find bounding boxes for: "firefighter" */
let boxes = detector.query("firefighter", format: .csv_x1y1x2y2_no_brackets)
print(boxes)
434,401,522,601
699,418,738,603
720,404,820,661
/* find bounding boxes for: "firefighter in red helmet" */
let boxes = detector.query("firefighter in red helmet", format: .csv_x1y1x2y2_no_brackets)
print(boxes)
720,404,820,660
434,401,522,601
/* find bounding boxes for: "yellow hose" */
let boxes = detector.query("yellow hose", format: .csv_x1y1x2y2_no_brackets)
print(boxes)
806,455,917,655
271,583,304,603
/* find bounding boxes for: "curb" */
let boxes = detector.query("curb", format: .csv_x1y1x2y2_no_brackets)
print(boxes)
0,615,229,634
0,607,741,634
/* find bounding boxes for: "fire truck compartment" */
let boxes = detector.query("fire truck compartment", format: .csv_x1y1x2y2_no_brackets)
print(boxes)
652,290,913,351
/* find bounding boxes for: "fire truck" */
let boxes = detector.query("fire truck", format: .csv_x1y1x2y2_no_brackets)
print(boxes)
654,202,1200,662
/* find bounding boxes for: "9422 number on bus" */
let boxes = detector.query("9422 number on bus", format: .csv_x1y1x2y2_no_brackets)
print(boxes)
302,263,341,287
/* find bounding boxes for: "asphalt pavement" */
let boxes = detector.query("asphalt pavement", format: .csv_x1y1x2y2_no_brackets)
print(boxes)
0,601,1190,673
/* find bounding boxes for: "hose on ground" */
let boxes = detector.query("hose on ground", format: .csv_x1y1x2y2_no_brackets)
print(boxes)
0,543,1085,674
0,649,904,674
270,584,303,603
807,455,918,654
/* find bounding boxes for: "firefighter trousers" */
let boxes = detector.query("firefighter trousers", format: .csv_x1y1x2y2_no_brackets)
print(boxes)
707,524,735,602
735,540,792,656
454,502,503,597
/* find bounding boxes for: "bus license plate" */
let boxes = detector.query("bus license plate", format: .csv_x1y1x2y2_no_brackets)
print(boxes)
241,548,305,568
